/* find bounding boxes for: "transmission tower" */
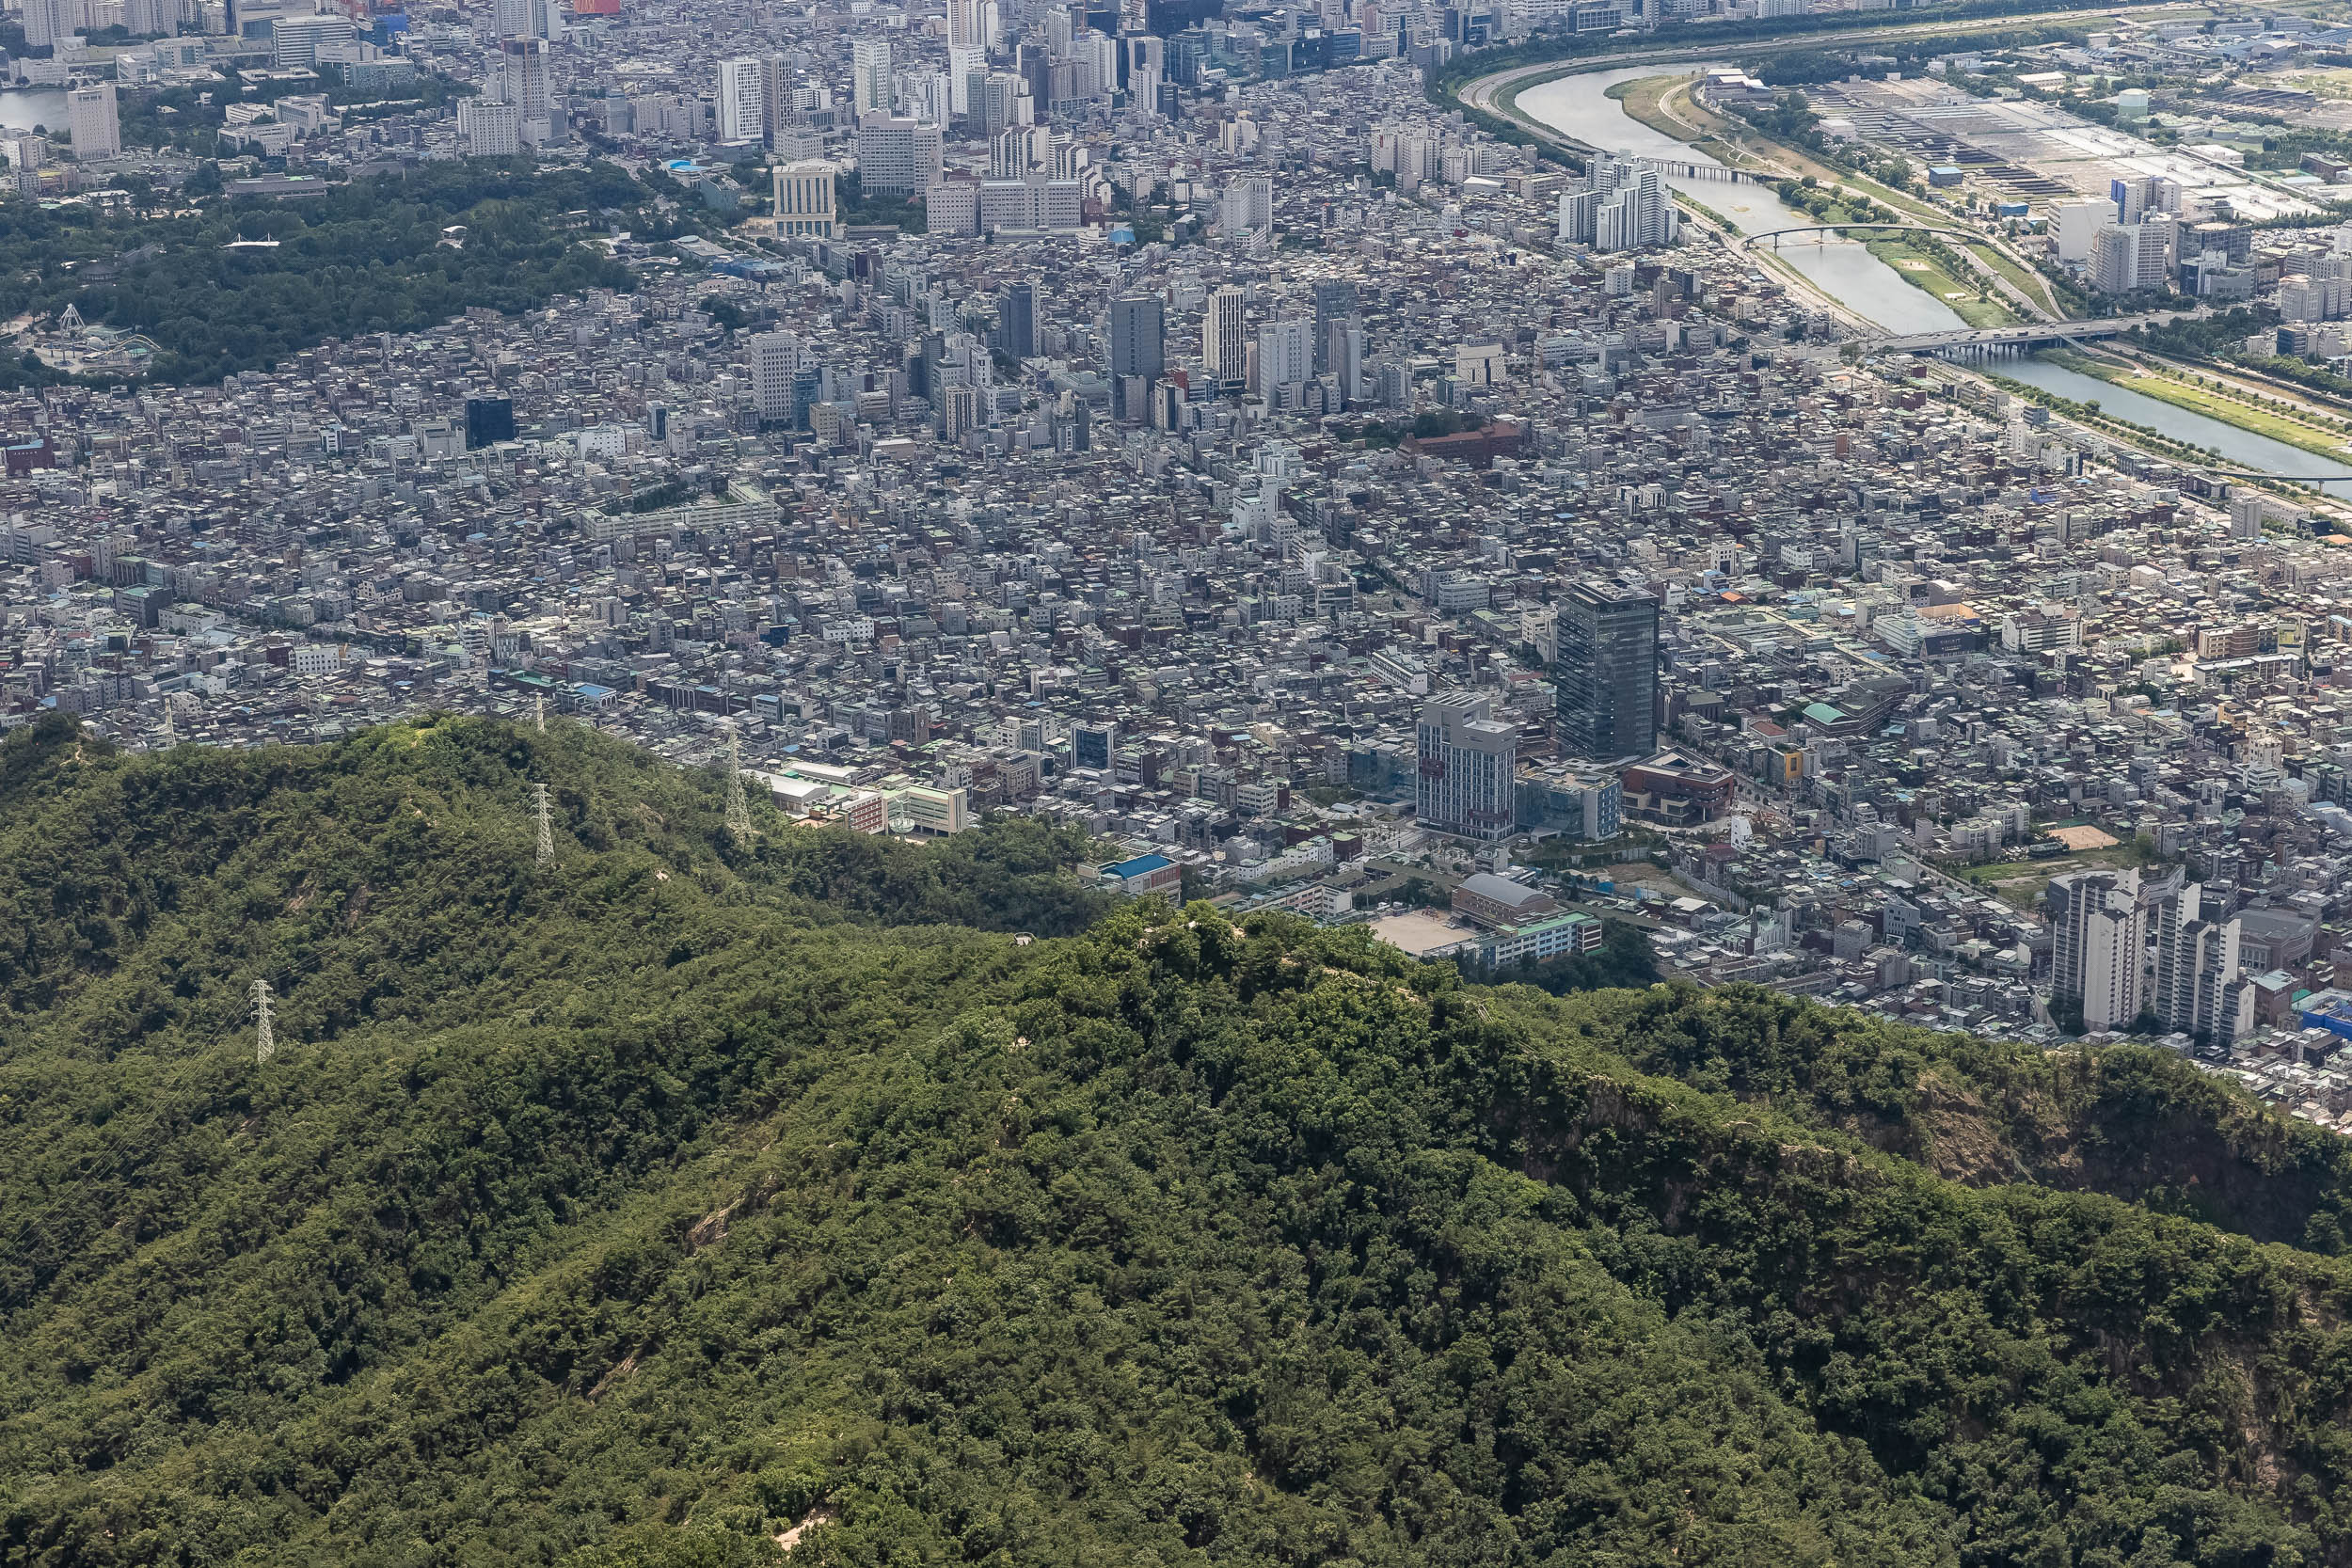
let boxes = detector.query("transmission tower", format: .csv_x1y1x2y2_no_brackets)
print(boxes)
533,783,555,864
724,725,753,847
252,979,275,1064
535,694,547,733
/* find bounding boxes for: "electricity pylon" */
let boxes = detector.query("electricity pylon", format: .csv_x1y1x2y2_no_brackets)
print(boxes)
533,783,554,864
252,979,275,1064
724,725,753,847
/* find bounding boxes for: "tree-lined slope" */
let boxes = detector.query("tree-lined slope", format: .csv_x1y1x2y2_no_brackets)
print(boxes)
2,715,2350,1568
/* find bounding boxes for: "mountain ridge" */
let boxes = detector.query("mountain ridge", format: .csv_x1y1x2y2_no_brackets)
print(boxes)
3,714,2350,1568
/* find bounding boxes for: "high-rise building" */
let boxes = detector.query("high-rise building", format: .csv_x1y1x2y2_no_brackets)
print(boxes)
465,396,516,450
2154,882,2252,1046
1554,580,1658,763
1589,153,1672,251
749,332,802,423
1220,174,1272,237
2090,217,2174,295
65,85,120,162
997,279,1036,360
771,160,836,238
1255,317,1311,403
1203,285,1246,388
716,57,766,143
1311,280,1357,371
1072,721,1118,771
497,37,555,120
492,0,546,38
1323,316,1364,406
852,39,894,118
1416,693,1518,841
22,0,68,49
270,12,353,66
2047,869,2146,1033
852,113,942,198
1108,293,1163,419
457,96,521,156
946,0,995,47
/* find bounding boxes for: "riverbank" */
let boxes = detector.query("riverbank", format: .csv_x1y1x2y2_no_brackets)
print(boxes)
2042,349,2352,467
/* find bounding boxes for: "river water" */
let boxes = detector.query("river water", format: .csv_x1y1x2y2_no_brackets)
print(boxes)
1516,65,2352,493
1999,357,2352,497
1515,67,1964,335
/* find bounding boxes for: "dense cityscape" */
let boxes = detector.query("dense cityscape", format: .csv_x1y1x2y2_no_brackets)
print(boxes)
11,0,2352,1132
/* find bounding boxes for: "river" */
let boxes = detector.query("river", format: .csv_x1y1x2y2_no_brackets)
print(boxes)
1515,64,2352,495
1998,358,2352,498
1515,66,1965,336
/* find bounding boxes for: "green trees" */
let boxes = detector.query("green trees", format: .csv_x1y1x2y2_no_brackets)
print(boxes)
0,162,644,383
2,717,2352,1566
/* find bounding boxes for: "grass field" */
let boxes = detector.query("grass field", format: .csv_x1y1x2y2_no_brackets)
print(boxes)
1866,237,2016,328
1952,844,2154,911
1963,241,2062,315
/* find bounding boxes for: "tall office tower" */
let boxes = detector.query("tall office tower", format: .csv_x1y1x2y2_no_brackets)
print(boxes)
493,0,532,36
465,395,516,450
852,39,894,118
716,56,765,143
1202,285,1246,388
1254,317,1311,402
2047,869,2147,1034
2154,883,2252,1046
998,280,1036,359
65,84,120,161
1311,279,1357,371
771,159,837,237
1416,692,1518,841
497,37,555,119
1108,293,1163,419
1323,315,1364,406
457,95,522,155
1553,580,1658,763
749,332,802,422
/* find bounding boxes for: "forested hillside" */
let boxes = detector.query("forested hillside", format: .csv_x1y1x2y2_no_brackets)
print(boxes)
6,713,2352,1568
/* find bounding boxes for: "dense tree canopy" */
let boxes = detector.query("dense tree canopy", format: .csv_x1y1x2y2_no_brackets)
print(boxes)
3,715,2352,1567
0,163,644,385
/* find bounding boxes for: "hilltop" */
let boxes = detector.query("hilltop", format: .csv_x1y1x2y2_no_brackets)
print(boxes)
4,713,2352,1568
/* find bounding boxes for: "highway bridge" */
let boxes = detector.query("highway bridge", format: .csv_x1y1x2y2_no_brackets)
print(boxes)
1740,221,1986,249
1866,309,2207,355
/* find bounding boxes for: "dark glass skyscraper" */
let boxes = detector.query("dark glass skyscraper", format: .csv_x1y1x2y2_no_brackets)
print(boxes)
464,396,516,451
1109,293,1164,420
1555,581,1659,763
1000,280,1036,360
